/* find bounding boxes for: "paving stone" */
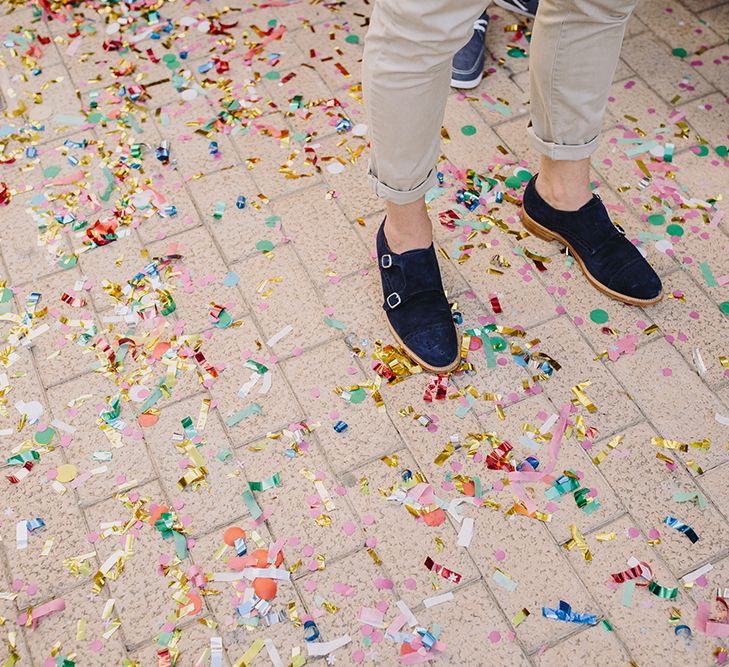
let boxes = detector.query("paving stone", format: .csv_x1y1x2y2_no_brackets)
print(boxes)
281,339,405,472
342,450,481,608
597,421,729,575
530,316,643,437
611,338,729,472
532,623,633,665
231,243,334,354
296,549,403,665
563,514,719,666
620,35,715,106
418,581,532,665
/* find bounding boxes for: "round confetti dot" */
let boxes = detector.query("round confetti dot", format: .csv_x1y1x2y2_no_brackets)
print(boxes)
264,71,280,80
58,254,78,270
56,463,78,483
504,175,522,189
693,145,710,156
460,125,477,136
515,168,533,182
717,145,728,157
489,630,502,643
223,526,246,546
43,165,61,178
720,301,729,315
403,578,417,590
87,112,103,124
666,224,684,237
255,240,274,253
627,527,640,538
589,309,609,324
33,427,55,445
349,387,367,404
345,34,360,44
647,213,665,226
672,47,688,58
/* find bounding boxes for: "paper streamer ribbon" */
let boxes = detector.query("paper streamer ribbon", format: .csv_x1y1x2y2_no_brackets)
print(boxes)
507,404,571,484
18,598,66,627
306,634,351,657
248,473,281,492
424,556,462,584
663,516,699,543
542,600,598,625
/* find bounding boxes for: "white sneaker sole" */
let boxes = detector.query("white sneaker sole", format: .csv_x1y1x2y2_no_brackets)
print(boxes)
492,0,536,18
450,73,483,90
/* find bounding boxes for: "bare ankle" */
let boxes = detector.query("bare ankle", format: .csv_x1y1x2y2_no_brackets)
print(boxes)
536,157,593,212
384,199,433,253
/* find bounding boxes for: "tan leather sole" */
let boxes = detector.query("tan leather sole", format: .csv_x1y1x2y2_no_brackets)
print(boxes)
520,207,663,307
386,319,461,375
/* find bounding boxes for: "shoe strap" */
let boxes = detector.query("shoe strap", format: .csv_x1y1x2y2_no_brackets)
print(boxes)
379,245,446,313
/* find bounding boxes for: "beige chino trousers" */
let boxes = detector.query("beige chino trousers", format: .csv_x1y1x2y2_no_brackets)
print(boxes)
362,0,637,204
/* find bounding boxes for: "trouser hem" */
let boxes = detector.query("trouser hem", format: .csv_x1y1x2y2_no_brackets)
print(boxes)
367,167,439,205
527,124,600,160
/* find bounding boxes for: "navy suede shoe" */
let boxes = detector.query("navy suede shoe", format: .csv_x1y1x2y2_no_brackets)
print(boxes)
451,12,488,90
521,176,662,305
376,221,460,373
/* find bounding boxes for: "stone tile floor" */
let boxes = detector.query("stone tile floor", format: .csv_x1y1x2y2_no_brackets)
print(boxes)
0,0,727,665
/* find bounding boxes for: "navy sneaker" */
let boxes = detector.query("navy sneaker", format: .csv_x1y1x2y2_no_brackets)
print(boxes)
451,12,489,90
493,0,539,18
376,221,460,373
521,176,662,305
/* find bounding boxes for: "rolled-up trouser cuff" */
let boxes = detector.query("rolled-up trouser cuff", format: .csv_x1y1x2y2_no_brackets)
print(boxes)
527,124,600,161
367,165,439,205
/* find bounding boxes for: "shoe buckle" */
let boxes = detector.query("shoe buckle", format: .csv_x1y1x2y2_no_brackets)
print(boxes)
386,292,401,309
380,254,392,269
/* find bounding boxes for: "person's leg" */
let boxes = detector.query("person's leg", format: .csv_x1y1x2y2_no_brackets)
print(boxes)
363,0,485,253
362,0,484,372
528,0,636,210
522,0,662,305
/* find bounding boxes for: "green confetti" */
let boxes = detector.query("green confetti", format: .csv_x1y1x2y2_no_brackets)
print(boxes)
719,302,729,315
694,145,709,157
460,125,477,136
264,71,280,80
348,387,367,404
666,224,684,237
590,309,609,324
699,262,718,287
345,34,360,44
58,254,78,270
716,145,728,157
43,165,61,178
647,213,665,226
265,215,281,228
672,47,688,58
227,403,262,427
33,427,55,445
248,472,282,492
504,176,523,189
255,240,275,253
323,316,347,330
516,168,533,183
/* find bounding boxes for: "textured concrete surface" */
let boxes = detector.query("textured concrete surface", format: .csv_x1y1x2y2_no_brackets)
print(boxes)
0,0,728,665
